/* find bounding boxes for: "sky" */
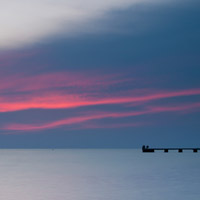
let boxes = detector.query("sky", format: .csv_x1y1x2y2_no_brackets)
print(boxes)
0,0,200,148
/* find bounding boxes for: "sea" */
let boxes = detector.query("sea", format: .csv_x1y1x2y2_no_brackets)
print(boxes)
0,149,199,200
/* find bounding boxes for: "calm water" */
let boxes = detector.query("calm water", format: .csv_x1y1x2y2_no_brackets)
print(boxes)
0,149,199,200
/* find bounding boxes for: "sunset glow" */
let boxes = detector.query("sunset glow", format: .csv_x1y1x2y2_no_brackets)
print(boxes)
0,0,199,149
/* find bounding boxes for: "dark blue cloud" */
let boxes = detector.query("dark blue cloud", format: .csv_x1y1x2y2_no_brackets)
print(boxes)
9,0,198,88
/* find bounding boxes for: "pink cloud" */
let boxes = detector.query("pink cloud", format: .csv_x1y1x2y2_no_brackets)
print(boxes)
0,70,200,114
2,102,200,132
0,69,200,134
0,71,130,93
147,102,200,113
0,87,200,112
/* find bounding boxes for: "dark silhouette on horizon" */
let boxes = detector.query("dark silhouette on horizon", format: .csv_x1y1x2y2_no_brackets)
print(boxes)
142,145,199,153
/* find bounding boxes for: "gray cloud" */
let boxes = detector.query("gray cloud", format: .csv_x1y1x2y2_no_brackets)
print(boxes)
0,0,160,49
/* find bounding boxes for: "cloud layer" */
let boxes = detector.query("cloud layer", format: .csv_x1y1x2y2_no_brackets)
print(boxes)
0,0,199,149
0,71,199,132
3,102,200,132
0,0,161,49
